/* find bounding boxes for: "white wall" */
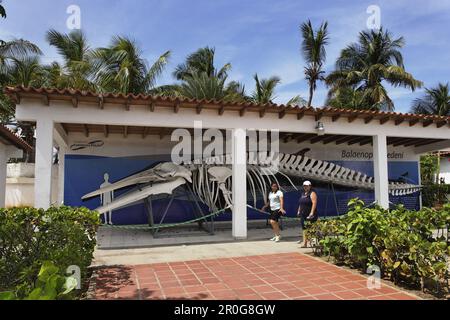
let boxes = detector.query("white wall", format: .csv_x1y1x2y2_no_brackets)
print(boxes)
5,163,58,208
439,156,450,184
65,131,420,162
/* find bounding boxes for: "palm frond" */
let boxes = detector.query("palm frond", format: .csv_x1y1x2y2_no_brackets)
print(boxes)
0,39,42,60
0,5,6,18
411,83,450,116
143,50,171,91
327,27,421,111
286,95,307,107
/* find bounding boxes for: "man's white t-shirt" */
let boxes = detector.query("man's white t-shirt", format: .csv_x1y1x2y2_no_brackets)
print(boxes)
268,190,283,211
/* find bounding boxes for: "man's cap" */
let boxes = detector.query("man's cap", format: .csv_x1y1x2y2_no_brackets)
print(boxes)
303,180,312,186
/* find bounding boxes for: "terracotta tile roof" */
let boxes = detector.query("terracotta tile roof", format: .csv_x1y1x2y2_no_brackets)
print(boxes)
4,86,450,127
0,124,33,152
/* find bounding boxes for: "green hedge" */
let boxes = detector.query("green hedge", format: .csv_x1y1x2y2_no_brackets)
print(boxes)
421,184,450,208
0,206,100,299
306,199,450,296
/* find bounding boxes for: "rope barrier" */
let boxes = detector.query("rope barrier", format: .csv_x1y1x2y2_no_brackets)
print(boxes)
246,205,342,222
246,205,303,221
103,204,344,231
102,205,231,231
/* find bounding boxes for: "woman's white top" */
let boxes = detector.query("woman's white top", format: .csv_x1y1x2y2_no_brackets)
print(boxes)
268,190,283,210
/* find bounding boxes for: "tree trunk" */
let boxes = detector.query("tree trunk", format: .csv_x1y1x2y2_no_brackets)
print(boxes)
307,85,314,107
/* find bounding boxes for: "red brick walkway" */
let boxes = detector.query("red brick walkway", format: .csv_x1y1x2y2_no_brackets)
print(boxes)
93,252,418,300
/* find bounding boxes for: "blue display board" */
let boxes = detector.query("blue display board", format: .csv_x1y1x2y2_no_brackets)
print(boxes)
65,155,420,225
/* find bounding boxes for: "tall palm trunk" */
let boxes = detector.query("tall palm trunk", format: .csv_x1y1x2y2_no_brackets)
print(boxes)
301,20,328,109
307,81,314,107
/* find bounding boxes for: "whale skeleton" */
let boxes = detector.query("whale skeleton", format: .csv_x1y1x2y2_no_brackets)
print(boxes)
82,152,421,215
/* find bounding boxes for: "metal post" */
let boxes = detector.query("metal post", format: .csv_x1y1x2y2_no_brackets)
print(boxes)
153,196,174,237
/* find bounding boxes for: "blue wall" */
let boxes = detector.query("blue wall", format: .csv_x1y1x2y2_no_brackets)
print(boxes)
65,155,420,225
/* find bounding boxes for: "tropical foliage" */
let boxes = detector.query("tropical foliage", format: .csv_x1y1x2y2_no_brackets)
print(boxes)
326,28,422,111
45,29,95,91
174,47,230,81
0,7,43,153
250,73,305,106
169,47,246,101
306,199,450,297
0,21,444,146
0,261,78,300
177,71,244,101
420,154,439,185
420,153,449,208
411,83,450,116
92,36,170,95
0,39,42,120
0,206,100,299
300,20,329,107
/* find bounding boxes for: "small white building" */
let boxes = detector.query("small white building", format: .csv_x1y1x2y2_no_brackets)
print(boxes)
0,125,32,207
6,86,450,240
438,149,450,184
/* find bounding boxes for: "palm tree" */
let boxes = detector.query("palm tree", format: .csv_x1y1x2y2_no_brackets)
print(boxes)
411,83,450,116
46,29,95,91
0,39,42,120
173,47,230,81
325,87,368,110
178,71,227,100
169,47,245,101
251,74,281,104
250,74,305,106
8,56,44,87
0,38,42,157
175,71,245,102
0,39,42,67
326,28,422,111
300,20,329,107
40,62,64,88
92,36,170,95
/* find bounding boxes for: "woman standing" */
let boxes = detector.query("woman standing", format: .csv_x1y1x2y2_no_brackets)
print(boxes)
261,182,286,242
297,181,318,247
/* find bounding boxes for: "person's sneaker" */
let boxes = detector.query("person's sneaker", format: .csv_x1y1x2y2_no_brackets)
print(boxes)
274,236,281,242
270,236,277,241
297,240,302,244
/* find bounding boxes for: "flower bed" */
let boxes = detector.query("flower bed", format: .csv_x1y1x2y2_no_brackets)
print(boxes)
306,199,450,297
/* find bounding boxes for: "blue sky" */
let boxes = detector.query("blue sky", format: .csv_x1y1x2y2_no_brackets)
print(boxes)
2,0,450,112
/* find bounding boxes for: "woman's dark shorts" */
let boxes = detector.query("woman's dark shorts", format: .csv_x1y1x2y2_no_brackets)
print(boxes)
300,214,318,229
268,209,282,222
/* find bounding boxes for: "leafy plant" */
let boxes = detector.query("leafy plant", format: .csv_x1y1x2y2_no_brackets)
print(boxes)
420,154,439,185
0,261,78,300
421,184,450,208
0,206,100,297
306,199,450,296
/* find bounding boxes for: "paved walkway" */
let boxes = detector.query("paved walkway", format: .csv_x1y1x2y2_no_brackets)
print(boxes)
97,220,301,250
93,239,307,266
92,252,419,300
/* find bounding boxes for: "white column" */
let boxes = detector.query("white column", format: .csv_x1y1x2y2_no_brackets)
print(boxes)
417,158,423,209
0,145,7,207
373,134,389,209
35,119,54,209
57,146,66,205
232,128,247,239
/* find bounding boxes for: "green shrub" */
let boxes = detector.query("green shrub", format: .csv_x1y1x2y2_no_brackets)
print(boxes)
0,261,78,300
306,200,450,296
0,206,100,298
421,184,450,208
